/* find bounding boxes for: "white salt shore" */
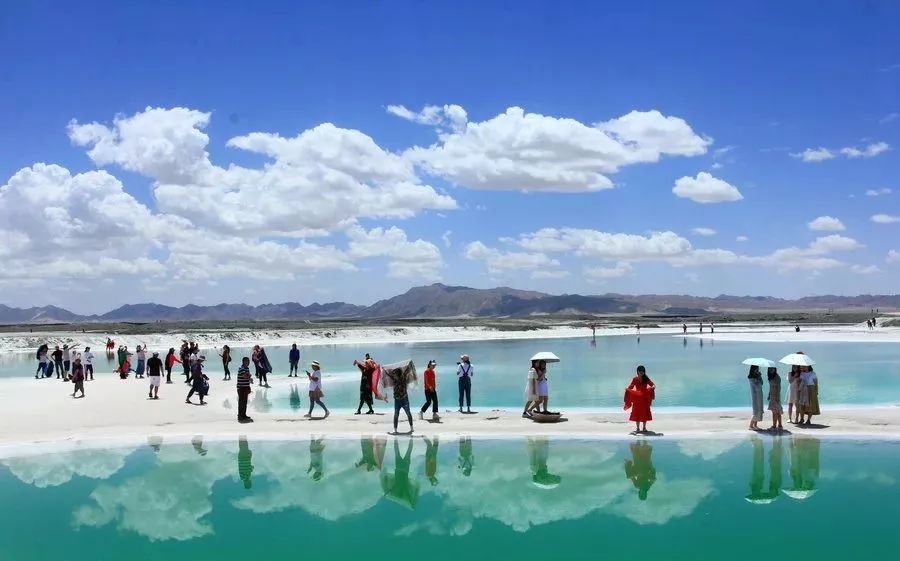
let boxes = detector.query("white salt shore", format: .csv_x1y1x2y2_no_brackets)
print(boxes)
0,375,898,456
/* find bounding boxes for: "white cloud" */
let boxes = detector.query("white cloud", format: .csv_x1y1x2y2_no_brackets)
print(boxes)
807,216,845,232
691,227,716,236
673,172,743,203
70,107,457,239
516,228,692,260
887,250,900,264
464,241,559,273
871,214,900,224
793,142,890,163
807,234,862,254
669,249,741,267
584,262,633,279
405,106,709,192
386,104,468,132
865,188,892,197
840,142,890,158
850,264,880,275
792,147,835,162
880,112,899,125
530,270,570,280
346,225,443,280
736,236,749,242
442,230,453,248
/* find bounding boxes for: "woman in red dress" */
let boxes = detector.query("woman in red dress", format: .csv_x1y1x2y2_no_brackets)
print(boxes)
624,365,655,433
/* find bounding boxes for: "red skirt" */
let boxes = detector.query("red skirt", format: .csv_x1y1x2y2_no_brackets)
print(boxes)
626,388,653,422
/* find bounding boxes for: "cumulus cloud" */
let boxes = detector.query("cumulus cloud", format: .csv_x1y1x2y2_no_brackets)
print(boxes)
871,214,900,224
850,264,880,275
516,228,693,260
736,236,749,242
405,106,709,192
793,142,890,162
807,216,845,232
691,227,716,236
464,241,559,274
887,250,900,264
673,172,743,203
865,188,892,197
346,225,443,280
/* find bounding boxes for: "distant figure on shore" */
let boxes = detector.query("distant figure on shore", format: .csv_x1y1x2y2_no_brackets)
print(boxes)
710,323,715,334
872,316,877,328
180,342,191,383
353,354,376,415
747,365,764,430
134,345,147,379
457,354,474,413
237,357,253,423
185,355,209,405
867,319,873,330
787,365,801,423
682,323,687,334
147,351,163,399
220,345,232,381
165,348,180,384
795,325,800,333
635,323,641,335
624,365,655,433
625,441,656,500
590,323,596,337
71,356,85,398
35,344,49,379
304,361,329,418
798,365,820,425
699,322,704,333
288,343,300,377
420,360,439,421
767,367,783,431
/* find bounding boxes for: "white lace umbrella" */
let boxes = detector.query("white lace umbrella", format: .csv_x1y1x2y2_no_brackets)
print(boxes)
779,353,816,366
530,352,560,363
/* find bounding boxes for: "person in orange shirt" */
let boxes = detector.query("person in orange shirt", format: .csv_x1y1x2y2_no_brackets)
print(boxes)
419,360,439,421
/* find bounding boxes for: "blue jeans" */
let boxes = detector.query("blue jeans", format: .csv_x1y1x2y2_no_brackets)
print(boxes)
393,396,412,430
458,376,471,409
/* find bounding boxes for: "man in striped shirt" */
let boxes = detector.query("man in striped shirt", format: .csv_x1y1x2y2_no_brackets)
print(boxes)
237,357,253,423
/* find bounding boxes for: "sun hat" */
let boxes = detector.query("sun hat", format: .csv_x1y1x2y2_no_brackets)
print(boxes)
311,360,320,369
460,354,469,361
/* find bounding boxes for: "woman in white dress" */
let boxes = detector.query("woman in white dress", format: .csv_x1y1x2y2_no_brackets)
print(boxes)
523,360,540,418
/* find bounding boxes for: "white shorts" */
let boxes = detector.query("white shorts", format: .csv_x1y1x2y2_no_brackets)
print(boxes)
149,376,162,387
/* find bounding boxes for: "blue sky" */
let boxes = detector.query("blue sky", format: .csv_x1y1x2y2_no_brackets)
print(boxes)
1,1,899,312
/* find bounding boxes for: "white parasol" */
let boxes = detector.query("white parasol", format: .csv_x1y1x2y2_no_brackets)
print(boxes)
530,352,560,363
782,488,817,500
779,353,816,366
744,496,778,505
742,358,778,369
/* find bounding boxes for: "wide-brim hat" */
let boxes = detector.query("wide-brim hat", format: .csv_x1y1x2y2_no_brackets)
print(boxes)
310,360,320,368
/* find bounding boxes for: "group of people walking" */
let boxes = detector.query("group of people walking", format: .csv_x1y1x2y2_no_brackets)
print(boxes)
34,343,94,397
748,362,820,431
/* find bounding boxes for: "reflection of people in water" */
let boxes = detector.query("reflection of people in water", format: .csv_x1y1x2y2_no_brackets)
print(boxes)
424,436,439,486
590,336,597,348
356,436,381,472
624,441,656,500
528,437,562,488
308,436,325,481
238,437,253,489
380,438,420,509
191,436,207,456
787,437,820,498
764,437,783,502
747,436,766,502
289,384,302,411
458,437,474,477
251,388,273,413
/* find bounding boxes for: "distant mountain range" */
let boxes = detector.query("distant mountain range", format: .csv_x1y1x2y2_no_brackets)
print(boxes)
2,284,898,324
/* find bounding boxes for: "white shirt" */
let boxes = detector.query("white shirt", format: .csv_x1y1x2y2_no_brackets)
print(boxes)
308,369,322,392
457,363,474,377
82,351,94,365
63,348,71,361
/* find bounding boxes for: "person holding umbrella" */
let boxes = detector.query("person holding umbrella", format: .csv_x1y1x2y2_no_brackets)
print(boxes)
780,353,819,425
747,365,764,430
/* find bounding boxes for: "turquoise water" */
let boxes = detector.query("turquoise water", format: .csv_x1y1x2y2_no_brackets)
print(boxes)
3,335,900,409
0,436,897,560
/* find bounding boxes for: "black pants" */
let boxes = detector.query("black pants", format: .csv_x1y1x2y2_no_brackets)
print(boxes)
187,385,206,402
223,360,231,379
458,376,471,408
289,361,298,376
183,362,190,382
54,360,63,377
85,364,94,380
237,387,250,419
165,366,172,383
358,388,373,412
421,389,438,413
63,360,71,374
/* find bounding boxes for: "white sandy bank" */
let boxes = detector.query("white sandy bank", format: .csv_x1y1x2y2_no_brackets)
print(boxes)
1,375,898,455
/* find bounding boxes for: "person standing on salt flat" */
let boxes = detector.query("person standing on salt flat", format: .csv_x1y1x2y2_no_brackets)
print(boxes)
147,351,163,400
62,344,71,379
134,345,147,379
70,356,85,398
220,345,232,381
420,360,439,421
767,367,783,431
747,365,764,430
236,357,253,423
185,355,209,405
165,347,180,384
82,346,94,380
457,354,474,413
624,365,655,434
51,345,64,379
380,360,417,434
353,354,377,415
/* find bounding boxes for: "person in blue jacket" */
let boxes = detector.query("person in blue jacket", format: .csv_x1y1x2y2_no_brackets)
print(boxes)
288,343,300,377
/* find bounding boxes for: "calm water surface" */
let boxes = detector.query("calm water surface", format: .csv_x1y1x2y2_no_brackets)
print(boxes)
0,436,897,560
3,335,900,409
